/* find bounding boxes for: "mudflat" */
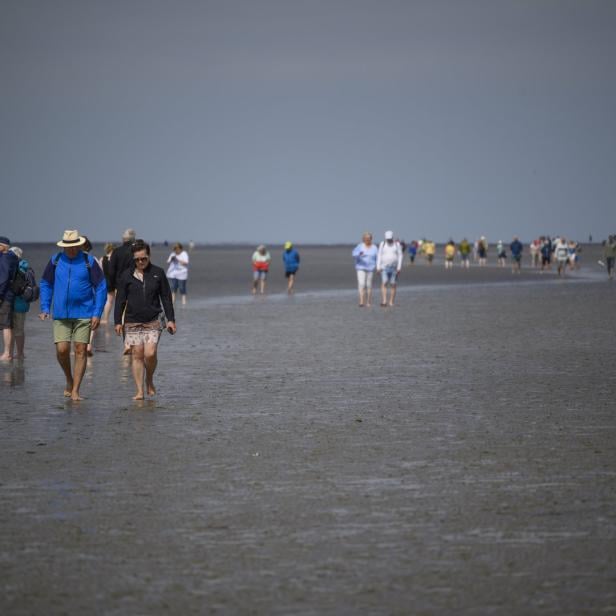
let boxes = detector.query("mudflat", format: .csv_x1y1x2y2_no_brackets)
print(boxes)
1,244,615,615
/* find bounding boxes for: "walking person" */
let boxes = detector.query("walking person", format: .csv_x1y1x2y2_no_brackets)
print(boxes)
282,241,300,294
99,242,115,324
0,236,19,361
108,228,136,353
114,239,176,400
8,247,38,360
496,240,507,267
352,232,378,307
166,243,190,305
510,237,523,274
251,245,271,295
377,231,403,306
602,235,616,280
444,240,456,269
39,230,107,400
554,237,569,277
459,238,472,268
477,237,488,266
540,237,552,272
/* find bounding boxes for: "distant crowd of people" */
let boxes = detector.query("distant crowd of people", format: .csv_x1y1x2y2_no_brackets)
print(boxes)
1,230,615,399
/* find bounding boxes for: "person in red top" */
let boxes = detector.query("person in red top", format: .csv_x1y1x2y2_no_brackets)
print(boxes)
251,245,271,295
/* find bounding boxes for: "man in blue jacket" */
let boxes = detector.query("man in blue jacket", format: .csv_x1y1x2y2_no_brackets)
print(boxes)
282,241,300,294
0,235,19,360
39,230,107,401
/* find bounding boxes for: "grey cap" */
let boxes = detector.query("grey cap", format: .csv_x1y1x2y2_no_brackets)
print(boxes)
122,228,136,241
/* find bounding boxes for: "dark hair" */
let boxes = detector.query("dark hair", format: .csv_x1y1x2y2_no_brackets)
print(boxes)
131,239,151,255
82,236,93,252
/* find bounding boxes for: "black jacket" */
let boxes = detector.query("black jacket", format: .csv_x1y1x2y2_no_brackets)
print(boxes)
107,241,134,292
114,263,175,325
0,250,19,303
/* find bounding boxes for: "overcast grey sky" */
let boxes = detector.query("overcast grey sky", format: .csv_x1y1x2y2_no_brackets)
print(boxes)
2,0,615,244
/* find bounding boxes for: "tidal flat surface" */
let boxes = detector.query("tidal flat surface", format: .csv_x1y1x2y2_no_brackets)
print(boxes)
1,245,615,615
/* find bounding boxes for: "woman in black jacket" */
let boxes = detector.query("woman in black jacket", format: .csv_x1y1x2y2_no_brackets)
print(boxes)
114,240,176,400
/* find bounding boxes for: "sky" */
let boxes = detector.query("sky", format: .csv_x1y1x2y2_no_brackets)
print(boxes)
1,0,615,244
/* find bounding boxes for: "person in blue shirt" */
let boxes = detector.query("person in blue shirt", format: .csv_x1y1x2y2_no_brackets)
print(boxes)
39,230,107,401
282,241,300,294
352,232,378,307
510,236,524,274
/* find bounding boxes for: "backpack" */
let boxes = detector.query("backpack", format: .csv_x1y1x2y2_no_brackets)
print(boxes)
11,266,39,303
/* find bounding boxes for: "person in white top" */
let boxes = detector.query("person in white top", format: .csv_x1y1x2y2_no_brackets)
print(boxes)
166,243,190,304
376,230,403,307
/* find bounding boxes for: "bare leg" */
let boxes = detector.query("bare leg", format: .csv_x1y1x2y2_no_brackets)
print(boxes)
380,283,387,306
358,286,365,307
260,278,266,295
56,341,73,396
287,274,295,294
252,279,258,295
389,285,397,306
144,342,158,396
171,291,176,304
366,287,373,308
131,344,145,399
100,292,114,324
181,293,187,305
0,328,13,360
14,334,25,359
71,342,88,400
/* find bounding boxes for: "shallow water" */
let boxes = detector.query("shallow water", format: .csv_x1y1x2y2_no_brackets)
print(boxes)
1,244,615,614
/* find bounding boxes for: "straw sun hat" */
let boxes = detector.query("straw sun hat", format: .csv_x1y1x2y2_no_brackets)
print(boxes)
57,229,86,248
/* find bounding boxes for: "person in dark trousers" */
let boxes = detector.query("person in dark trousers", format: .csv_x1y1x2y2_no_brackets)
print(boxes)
108,228,136,352
114,239,176,400
0,236,19,360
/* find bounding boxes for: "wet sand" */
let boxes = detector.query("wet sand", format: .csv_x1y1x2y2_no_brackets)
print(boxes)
1,245,615,614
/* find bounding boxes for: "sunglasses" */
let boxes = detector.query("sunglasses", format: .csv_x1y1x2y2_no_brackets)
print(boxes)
134,256,149,262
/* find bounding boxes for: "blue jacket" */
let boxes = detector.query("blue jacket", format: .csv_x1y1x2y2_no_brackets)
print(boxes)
13,259,33,314
282,248,300,272
40,251,107,319
0,250,18,304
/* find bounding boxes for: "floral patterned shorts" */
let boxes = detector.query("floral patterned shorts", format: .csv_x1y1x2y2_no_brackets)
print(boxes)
124,320,162,346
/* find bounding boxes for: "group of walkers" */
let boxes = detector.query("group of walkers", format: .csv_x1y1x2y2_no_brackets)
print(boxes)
0,230,177,401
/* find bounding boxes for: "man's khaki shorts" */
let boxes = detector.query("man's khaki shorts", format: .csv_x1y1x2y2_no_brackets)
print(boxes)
53,319,91,344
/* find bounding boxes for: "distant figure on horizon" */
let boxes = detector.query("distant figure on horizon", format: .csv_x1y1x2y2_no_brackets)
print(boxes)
444,240,456,269
39,230,106,401
114,239,176,400
423,240,436,264
0,236,19,361
554,237,569,277
477,237,488,266
529,238,540,268
166,243,189,305
603,235,616,280
510,237,523,274
497,240,507,267
459,238,471,268
352,232,378,307
408,240,418,264
252,245,271,295
282,241,300,294
540,237,552,272
377,230,403,306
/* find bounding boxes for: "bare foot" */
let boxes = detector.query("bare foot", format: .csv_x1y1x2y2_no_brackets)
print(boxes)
133,392,145,400
0,354,12,361
64,381,74,397
123,347,132,356
71,392,84,401
146,382,156,396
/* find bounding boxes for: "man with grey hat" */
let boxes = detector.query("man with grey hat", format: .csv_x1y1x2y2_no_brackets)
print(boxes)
39,230,107,400
0,235,19,360
108,228,136,293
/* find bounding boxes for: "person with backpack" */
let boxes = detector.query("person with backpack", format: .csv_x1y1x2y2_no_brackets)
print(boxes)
0,236,19,360
7,247,38,360
39,230,107,401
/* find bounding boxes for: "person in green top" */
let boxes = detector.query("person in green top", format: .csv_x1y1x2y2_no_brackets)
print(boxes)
458,238,471,269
